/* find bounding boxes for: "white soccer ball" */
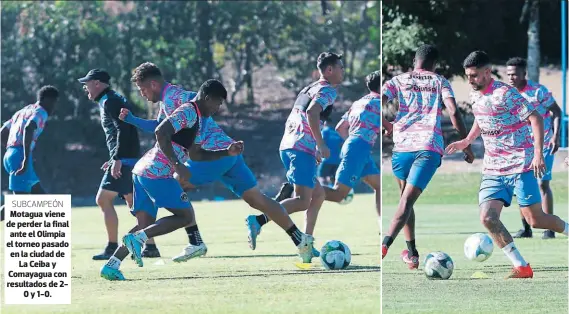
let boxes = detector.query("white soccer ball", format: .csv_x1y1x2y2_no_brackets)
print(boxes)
339,188,354,205
423,251,454,280
320,240,351,270
464,233,493,262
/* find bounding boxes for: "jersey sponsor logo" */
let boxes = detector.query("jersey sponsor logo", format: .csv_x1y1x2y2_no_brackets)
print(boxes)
480,129,500,136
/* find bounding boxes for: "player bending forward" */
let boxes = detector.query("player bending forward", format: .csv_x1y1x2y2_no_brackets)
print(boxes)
446,51,569,279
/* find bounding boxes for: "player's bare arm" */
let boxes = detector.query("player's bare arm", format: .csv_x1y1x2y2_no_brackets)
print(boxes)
526,111,546,177
155,119,191,181
1,120,11,146
443,96,474,162
548,101,562,153
445,120,481,155
307,101,329,158
16,121,37,175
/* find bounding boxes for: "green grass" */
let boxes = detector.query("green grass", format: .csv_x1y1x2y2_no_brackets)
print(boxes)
382,173,568,314
1,197,380,314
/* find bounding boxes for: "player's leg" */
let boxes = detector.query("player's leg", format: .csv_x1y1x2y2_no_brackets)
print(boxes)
479,174,533,278
362,173,381,229
1,148,41,221
539,148,555,239
513,211,533,238
100,223,142,281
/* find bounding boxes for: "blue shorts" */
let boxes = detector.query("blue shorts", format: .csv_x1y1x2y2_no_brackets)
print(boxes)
3,147,40,193
336,137,380,188
391,150,441,191
540,146,555,181
280,149,317,189
185,155,257,197
131,174,191,219
479,171,541,207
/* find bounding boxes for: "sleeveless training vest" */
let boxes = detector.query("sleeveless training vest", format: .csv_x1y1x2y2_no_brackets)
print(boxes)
171,101,201,150
293,81,333,121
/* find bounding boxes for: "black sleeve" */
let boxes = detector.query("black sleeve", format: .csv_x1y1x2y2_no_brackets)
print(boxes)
106,98,133,160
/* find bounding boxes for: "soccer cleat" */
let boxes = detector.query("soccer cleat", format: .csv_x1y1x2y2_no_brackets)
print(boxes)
297,234,314,263
100,265,125,281
245,215,262,250
400,249,419,269
274,182,294,202
505,264,533,279
513,228,532,238
171,243,207,263
542,230,555,239
382,245,388,259
123,234,144,267
92,245,117,260
312,246,320,258
142,246,161,258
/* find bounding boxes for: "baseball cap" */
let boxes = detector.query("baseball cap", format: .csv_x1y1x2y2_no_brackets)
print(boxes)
78,69,111,84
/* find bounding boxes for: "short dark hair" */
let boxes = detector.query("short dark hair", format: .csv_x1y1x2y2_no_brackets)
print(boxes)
37,85,59,102
506,57,527,68
415,44,439,68
131,62,162,83
366,71,381,92
317,52,342,72
463,51,491,68
198,79,227,101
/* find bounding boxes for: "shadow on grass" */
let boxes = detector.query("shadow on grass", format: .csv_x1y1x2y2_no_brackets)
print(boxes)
207,253,364,259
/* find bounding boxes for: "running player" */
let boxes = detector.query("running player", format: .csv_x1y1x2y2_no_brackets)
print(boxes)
246,52,344,261
381,45,474,269
123,62,314,263
77,69,157,260
446,51,569,279
318,118,344,187
322,71,386,233
505,57,562,239
0,86,59,221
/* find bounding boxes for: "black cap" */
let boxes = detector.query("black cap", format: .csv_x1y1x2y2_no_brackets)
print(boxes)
78,69,111,84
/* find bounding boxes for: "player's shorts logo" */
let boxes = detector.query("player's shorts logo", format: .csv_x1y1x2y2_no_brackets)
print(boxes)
180,192,188,202
350,175,358,182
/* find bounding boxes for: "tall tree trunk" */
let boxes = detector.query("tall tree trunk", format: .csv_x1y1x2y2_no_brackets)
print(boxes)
245,40,254,105
526,0,540,82
197,1,214,79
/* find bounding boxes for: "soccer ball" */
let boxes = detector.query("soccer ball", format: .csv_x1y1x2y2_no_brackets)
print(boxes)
423,251,454,280
339,188,354,205
320,240,351,270
464,233,493,262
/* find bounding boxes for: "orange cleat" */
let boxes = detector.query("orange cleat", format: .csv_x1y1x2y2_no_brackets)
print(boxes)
400,249,419,270
505,264,533,279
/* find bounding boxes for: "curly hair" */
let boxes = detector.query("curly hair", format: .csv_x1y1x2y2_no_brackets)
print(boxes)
131,62,162,84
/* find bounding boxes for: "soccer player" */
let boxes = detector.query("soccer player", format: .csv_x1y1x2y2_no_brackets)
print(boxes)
322,71,386,233
505,57,562,239
246,52,344,260
446,51,569,278
123,62,314,263
0,86,59,221
381,45,474,269
317,118,344,187
77,69,158,260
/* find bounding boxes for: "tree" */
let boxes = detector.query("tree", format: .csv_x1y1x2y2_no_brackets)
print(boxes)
521,0,540,82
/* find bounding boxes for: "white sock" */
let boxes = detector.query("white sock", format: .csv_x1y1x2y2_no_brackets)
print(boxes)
134,231,148,243
563,222,569,236
105,256,121,270
502,242,528,267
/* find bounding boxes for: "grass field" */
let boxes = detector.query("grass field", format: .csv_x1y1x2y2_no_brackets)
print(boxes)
1,194,380,313
382,172,568,314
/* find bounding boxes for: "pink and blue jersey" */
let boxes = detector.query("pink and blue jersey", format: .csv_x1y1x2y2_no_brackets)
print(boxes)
279,80,337,156
382,70,454,155
4,103,48,150
195,117,236,151
470,80,535,175
518,80,556,146
158,82,197,120
133,103,201,179
340,91,381,146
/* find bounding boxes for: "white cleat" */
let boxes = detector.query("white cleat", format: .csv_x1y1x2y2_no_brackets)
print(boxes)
172,243,207,263
297,234,314,263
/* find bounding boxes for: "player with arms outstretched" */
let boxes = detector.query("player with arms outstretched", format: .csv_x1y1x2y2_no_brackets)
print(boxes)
381,45,473,269
446,51,569,278
1,86,59,221
505,57,562,239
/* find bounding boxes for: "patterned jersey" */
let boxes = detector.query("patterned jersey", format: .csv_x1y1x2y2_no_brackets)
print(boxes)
133,103,200,179
382,70,454,155
470,80,535,175
279,80,337,156
158,82,197,120
519,80,556,146
4,103,48,150
340,92,381,146
195,117,236,151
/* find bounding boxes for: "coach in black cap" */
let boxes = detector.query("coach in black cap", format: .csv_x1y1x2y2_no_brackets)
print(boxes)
78,69,159,260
